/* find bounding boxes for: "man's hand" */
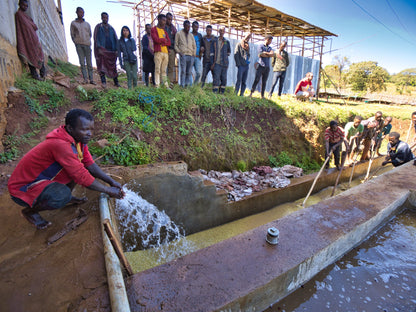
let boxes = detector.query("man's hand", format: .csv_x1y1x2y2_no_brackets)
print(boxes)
107,186,125,199
110,180,122,189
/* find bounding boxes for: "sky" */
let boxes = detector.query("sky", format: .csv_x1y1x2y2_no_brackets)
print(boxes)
60,0,416,74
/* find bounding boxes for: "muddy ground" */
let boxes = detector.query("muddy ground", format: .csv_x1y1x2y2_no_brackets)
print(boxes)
0,76,413,311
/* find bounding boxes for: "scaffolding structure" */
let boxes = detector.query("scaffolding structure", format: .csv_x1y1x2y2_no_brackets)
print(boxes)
114,0,336,85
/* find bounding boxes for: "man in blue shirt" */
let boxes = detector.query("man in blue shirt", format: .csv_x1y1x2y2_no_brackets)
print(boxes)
250,35,274,99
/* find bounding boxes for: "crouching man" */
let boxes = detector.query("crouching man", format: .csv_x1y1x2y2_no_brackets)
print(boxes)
381,132,414,167
8,109,125,229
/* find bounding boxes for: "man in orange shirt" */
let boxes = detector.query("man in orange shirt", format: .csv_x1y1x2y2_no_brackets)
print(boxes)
151,14,171,88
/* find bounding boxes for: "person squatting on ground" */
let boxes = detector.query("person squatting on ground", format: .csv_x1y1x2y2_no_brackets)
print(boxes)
175,20,196,88
250,35,274,99
118,26,138,89
212,27,231,94
343,116,364,164
142,24,155,87
165,13,177,84
360,111,383,161
151,14,171,88
269,40,290,98
70,7,95,85
93,12,119,87
8,109,125,230
375,116,392,156
191,21,204,85
325,120,348,170
294,72,315,100
234,33,251,96
15,0,46,81
382,132,414,167
200,25,216,88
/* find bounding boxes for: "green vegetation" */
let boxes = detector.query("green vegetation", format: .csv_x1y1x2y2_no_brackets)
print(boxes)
4,67,415,172
47,58,80,79
0,75,69,163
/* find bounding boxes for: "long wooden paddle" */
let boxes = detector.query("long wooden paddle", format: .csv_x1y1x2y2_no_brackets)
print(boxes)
302,150,332,208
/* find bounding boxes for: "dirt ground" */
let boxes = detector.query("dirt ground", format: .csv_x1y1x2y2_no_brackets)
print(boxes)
0,79,116,312
0,75,413,311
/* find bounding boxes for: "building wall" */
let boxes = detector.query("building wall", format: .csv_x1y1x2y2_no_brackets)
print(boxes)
0,0,67,152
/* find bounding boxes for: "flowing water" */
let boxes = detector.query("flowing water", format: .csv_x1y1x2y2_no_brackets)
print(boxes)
115,187,196,264
122,167,392,273
267,208,416,312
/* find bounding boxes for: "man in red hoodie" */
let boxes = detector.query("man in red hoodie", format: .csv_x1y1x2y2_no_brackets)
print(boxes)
8,109,125,230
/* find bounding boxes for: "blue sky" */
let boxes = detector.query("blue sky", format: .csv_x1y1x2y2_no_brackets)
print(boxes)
61,0,416,74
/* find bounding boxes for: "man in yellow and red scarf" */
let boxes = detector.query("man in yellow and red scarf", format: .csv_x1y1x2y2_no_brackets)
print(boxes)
8,109,124,230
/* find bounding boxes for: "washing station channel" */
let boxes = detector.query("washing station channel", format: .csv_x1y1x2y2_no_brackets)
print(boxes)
99,158,416,311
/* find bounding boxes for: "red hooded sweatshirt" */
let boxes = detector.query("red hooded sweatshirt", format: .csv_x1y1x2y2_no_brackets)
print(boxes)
8,126,95,207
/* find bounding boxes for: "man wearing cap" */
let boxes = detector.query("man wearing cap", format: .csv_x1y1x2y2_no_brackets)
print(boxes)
250,35,274,99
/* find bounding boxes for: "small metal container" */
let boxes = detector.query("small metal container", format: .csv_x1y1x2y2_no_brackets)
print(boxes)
266,227,279,245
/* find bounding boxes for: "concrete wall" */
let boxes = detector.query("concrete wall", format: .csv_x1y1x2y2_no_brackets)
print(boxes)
121,158,384,238
0,0,67,152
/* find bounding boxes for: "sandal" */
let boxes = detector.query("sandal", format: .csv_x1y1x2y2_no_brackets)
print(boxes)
21,208,51,230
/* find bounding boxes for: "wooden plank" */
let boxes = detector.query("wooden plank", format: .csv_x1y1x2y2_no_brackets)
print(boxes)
103,219,134,276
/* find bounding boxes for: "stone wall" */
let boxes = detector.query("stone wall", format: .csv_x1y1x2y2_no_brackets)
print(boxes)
0,0,67,152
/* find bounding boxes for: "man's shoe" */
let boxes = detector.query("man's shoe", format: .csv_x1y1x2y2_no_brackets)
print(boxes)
90,80,97,85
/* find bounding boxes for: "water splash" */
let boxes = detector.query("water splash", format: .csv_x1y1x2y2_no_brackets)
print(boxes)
115,187,196,262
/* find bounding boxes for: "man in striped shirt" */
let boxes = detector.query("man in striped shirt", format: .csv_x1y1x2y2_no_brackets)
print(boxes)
325,120,348,170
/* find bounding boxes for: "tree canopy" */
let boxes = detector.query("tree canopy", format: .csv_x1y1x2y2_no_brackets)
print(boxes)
347,61,390,92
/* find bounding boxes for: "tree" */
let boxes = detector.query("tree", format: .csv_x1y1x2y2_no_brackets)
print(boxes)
391,68,416,93
321,56,350,90
347,61,390,92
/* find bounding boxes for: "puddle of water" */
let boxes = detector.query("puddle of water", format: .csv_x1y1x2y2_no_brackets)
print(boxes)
267,208,416,312
124,167,391,273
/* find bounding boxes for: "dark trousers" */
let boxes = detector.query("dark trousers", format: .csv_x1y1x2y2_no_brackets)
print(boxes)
270,70,286,96
213,63,227,93
326,142,341,167
29,63,46,79
201,61,214,87
100,73,119,86
235,64,249,96
11,182,72,211
251,65,270,97
144,71,155,87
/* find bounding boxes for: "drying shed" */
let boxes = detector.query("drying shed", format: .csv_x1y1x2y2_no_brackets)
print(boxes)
114,0,336,89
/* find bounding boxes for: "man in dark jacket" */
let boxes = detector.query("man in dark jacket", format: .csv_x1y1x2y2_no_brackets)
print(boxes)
234,34,251,96
165,13,177,84
142,24,155,86
93,12,119,87
250,35,274,99
201,25,216,88
382,132,414,167
212,27,231,94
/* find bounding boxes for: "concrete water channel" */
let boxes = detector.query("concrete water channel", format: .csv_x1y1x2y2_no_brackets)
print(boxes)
103,158,416,311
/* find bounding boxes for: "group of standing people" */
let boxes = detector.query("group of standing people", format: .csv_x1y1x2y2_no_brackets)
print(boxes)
324,111,414,170
70,8,138,88
16,1,311,96
141,15,295,96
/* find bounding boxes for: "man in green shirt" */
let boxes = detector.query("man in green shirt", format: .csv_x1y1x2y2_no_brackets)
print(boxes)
343,116,364,164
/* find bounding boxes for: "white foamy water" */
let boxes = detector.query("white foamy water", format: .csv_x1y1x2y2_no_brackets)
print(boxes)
115,187,196,262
